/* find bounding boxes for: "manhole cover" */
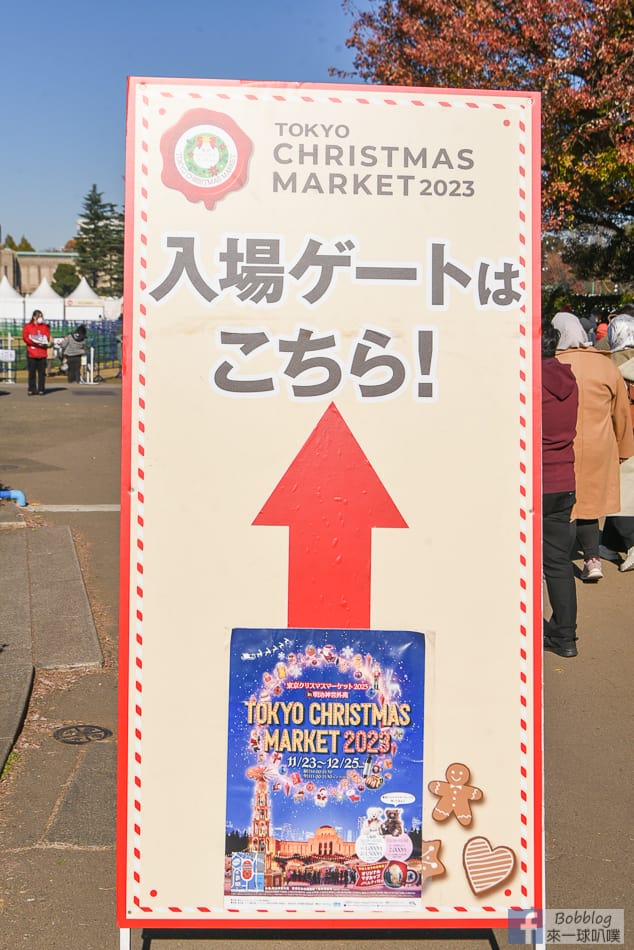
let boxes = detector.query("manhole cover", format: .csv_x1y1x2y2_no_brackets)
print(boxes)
53,724,113,745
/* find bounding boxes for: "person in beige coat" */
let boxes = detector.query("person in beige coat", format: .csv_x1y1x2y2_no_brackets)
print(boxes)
601,310,634,571
553,312,634,581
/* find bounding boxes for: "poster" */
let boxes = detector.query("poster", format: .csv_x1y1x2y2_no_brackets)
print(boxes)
118,78,542,930
225,628,426,909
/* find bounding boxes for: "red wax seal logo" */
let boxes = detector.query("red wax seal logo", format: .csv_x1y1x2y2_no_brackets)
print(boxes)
160,108,253,210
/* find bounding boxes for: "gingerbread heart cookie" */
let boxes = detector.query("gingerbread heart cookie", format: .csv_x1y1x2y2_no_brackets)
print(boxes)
463,836,515,895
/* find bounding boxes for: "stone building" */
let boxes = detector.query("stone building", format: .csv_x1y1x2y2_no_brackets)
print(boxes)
0,247,76,295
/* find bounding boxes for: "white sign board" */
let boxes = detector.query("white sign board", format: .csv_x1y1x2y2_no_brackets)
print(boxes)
119,78,543,933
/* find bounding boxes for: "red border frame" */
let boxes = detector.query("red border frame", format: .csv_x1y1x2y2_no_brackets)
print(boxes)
117,77,543,930
117,75,137,929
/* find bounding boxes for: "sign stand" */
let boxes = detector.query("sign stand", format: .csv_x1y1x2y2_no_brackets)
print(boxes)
122,927,549,949
137,927,502,950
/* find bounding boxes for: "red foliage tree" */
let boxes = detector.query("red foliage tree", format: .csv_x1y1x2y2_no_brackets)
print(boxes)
336,0,634,236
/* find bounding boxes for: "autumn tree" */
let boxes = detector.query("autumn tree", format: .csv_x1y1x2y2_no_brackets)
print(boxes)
561,222,634,286
336,0,634,283
74,184,124,296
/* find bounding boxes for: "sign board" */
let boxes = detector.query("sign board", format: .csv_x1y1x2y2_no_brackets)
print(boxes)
119,78,543,931
0,349,15,362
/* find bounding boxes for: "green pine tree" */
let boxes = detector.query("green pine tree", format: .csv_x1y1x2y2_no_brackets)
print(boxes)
2,234,34,251
51,263,80,297
74,184,124,296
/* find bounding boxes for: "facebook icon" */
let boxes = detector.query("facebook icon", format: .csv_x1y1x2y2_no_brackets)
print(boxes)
508,909,544,944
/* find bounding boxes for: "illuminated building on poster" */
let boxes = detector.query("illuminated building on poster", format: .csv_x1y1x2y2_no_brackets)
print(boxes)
246,766,355,885
276,824,355,860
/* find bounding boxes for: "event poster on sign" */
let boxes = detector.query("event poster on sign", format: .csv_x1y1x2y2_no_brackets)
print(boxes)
118,78,542,931
225,628,425,909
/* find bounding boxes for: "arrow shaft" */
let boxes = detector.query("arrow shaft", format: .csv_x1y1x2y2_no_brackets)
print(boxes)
287,525,372,628
254,404,407,629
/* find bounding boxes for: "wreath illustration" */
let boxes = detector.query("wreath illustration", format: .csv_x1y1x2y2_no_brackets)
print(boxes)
242,642,406,806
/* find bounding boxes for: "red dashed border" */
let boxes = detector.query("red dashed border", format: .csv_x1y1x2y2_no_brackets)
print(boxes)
130,91,150,912
516,112,531,904
127,83,537,921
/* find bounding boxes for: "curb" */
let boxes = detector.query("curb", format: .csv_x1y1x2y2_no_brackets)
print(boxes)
0,524,33,774
0,515,103,773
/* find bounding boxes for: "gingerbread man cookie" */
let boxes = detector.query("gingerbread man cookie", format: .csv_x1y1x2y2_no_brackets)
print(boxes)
428,762,483,826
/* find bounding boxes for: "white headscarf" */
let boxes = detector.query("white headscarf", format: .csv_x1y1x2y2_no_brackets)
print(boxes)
552,312,592,350
608,314,634,352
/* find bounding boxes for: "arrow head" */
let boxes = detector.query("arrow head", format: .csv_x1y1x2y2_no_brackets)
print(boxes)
253,402,407,529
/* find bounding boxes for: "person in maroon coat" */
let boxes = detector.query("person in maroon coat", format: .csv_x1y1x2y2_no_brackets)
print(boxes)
542,322,579,657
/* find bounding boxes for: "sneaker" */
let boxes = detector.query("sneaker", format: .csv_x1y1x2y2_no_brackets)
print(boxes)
599,544,621,564
581,557,603,581
619,547,634,573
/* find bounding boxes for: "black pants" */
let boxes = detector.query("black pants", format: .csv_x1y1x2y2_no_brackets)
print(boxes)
576,518,600,559
27,356,46,393
66,355,82,383
602,516,634,552
543,491,577,643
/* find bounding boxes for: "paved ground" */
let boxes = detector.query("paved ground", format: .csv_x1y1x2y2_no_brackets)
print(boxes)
0,378,631,950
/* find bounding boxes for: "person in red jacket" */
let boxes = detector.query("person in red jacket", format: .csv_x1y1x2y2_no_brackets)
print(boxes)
542,321,579,657
22,309,51,395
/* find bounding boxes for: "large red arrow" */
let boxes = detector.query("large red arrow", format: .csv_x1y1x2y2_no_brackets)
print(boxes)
253,402,407,628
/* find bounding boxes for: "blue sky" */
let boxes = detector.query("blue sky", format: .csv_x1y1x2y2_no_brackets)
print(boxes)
1,1,364,251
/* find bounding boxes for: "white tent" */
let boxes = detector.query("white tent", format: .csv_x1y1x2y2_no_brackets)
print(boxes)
103,296,123,321
64,277,105,321
67,276,100,301
0,275,25,321
25,277,64,321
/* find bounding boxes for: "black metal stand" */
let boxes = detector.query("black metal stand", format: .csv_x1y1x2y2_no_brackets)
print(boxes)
140,926,501,950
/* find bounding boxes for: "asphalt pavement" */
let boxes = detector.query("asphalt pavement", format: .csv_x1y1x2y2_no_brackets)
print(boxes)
0,376,631,950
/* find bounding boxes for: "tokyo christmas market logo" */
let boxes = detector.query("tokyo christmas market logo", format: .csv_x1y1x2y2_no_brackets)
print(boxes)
160,108,253,210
